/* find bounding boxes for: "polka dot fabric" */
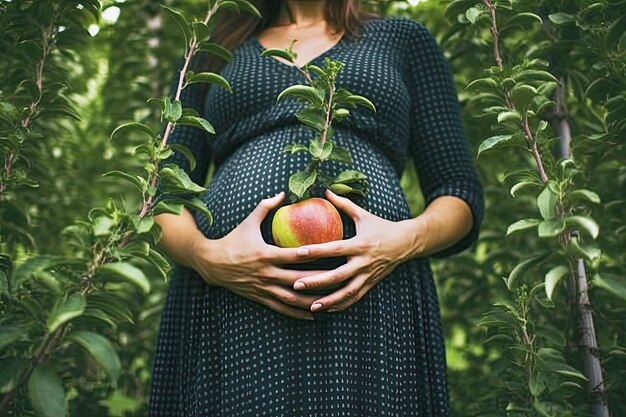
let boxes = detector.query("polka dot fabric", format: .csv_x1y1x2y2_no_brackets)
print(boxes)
149,16,484,416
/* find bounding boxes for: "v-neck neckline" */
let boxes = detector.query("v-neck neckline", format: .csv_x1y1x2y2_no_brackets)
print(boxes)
251,31,348,69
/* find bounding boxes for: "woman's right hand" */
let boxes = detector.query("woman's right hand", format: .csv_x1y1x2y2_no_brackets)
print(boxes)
190,191,328,320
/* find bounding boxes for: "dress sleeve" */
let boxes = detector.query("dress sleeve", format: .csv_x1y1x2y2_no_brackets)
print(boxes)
153,54,213,209
404,20,485,258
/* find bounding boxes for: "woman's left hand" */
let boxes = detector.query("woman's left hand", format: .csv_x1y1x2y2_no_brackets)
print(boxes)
292,189,426,313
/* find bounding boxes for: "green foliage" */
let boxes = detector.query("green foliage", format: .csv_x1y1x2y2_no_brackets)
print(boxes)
399,0,626,415
265,48,374,202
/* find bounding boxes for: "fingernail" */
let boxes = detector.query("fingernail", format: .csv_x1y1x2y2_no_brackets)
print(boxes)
297,248,309,256
311,303,323,312
294,281,305,290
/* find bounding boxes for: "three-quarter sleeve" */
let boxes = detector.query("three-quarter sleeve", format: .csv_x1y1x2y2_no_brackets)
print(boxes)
153,54,213,209
404,20,485,258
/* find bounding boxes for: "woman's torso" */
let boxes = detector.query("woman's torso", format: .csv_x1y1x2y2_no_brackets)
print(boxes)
194,16,417,259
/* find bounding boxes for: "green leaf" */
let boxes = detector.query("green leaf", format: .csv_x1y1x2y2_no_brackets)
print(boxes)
478,134,513,156
605,15,626,48
260,48,295,62
548,12,576,25
161,5,192,46
147,248,172,280
0,327,26,351
529,370,547,396
28,364,67,417
110,122,155,141
200,42,234,63
0,357,27,394
568,189,601,204
185,72,232,93
511,180,537,197
180,197,213,225
506,252,551,290
506,219,541,236
281,143,309,154
169,143,197,171
329,183,353,195
342,94,376,112
537,348,587,380
512,70,560,84
333,108,350,120
333,170,367,184
101,171,146,194
99,262,151,294
219,1,239,12
327,144,352,164
537,185,557,219
289,170,317,198
510,84,537,110
131,215,154,234
277,85,322,106
295,107,326,133
466,77,498,91
538,218,566,238
92,215,116,237
87,293,135,326
593,273,626,302
47,294,86,333
68,331,121,383
565,216,599,239
497,110,522,123
466,7,483,24
230,0,262,17
506,12,543,27
309,137,333,159
177,116,215,134
152,200,184,216
567,235,601,261
164,98,182,122
192,21,210,43
160,164,207,194
545,265,569,301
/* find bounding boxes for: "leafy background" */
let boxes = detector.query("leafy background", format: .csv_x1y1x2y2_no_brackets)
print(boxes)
0,0,624,416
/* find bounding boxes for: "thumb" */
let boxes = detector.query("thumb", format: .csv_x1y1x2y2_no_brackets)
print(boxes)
324,188,365,220
247,191,285,224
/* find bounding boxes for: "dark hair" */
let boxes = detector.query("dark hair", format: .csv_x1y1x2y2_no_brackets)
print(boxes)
199,0,380,76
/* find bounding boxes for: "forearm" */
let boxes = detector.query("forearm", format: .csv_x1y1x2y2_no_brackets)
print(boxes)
154,208,209,270
403,196,474,259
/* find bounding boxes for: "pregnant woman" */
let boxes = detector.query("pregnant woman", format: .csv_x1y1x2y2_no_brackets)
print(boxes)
148,0,484,415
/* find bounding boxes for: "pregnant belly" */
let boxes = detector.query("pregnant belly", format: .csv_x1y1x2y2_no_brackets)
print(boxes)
193,126,411,292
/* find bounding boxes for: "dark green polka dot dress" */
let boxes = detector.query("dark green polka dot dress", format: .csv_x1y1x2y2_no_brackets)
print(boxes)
148,15,484,416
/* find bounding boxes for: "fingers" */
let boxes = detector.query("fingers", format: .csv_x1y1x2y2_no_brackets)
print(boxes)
309,273,369,312
261,265,336,286
264,283,319,309
247,191,285,224
267,238,364,263
254,294,315,320
292,259,363,290
263,245,322,264
324,189,367,221
248,288,315,320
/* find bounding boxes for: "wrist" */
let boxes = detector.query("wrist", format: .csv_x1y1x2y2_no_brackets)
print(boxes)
189,235,214,272
402,215,430,260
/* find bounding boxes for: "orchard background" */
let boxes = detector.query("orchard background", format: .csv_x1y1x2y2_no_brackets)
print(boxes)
1,0,625,416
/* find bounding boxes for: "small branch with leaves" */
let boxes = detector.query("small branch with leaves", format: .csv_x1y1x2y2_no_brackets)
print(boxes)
261,45,376,204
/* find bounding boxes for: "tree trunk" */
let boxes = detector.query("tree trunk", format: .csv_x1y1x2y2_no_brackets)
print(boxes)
550,76,610,417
